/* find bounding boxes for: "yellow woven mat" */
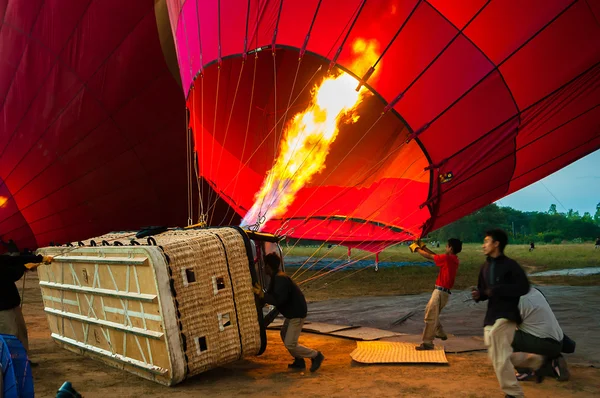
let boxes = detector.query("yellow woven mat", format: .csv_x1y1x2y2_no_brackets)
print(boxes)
350,341,448,364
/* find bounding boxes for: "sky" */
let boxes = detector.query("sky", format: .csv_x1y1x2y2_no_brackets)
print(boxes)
497,149,600,216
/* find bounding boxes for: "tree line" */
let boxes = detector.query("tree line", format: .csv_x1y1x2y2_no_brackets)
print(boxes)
428,202,600,244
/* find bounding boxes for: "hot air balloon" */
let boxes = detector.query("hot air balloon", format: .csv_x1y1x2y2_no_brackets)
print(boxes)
0,0,234,252
164,0,600,253
2,0,600,255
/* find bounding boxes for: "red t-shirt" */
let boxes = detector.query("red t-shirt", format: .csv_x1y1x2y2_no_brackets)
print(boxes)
434,254,459,289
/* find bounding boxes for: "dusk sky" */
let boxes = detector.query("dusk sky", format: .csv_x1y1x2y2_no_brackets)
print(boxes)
497,149,600,216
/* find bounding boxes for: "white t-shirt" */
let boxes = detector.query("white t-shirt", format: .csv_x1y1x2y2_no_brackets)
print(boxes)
518,288,564,342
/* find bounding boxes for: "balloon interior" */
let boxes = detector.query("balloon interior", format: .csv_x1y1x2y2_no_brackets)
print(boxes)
241,40,378,230
190,43,429,253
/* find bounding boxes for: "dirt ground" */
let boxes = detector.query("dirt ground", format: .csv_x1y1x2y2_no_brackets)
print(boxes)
19,272,600,397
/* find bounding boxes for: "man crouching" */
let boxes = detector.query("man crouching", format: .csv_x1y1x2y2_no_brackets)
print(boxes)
511,287,573,382
253,253,324,372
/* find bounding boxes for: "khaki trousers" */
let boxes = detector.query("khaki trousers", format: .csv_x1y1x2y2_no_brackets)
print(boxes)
0,306,29,351
422,289,449,344
280,318,318,359
511,352,544,370
484,318,523,397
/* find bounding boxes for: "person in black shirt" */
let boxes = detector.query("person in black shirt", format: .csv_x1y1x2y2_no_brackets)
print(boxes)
253,253,324,372
471,229,529,398
0,253,53,351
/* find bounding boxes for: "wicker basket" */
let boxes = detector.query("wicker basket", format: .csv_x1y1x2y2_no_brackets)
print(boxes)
37,227,266,386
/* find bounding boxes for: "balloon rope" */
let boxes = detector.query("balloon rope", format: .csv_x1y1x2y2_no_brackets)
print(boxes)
290,170,427,281
206,67,222,221
282,126,410,226
255,49,281,227
200,75,206,222
435,125,600,221
202,65,324,217
287,160,427,274
286,162,426,276
280,63,600,246
297,204,428,285
309,263,375,292
282,132,417,256
223,54,304,226
224,53,260,226
190,84,206,224
37,232,139,258
209,59,246,225
296,209,430,287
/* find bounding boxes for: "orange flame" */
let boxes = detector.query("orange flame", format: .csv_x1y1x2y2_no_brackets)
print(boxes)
241,39,379,229
351,38,380,78
0,196,7,208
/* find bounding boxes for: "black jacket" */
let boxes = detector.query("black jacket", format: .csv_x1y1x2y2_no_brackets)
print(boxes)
476,254,530,326
263,273,307,319
0,254,43,311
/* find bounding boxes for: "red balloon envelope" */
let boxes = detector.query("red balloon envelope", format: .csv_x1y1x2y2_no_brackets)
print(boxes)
0,1,198,251
2,1,599,253
166,0,600,251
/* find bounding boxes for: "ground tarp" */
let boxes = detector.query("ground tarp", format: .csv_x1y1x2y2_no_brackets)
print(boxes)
306,286,600,366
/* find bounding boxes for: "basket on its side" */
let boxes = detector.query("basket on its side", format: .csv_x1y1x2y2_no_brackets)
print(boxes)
37,227,266,386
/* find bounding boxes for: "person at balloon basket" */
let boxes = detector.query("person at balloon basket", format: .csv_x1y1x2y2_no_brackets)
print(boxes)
411,238,462,351
0,251,53,353
511,287,573,383
252,253,324,372
471,229,530,398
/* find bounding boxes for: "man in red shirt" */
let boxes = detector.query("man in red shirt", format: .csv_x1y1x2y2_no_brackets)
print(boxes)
413,238,462,350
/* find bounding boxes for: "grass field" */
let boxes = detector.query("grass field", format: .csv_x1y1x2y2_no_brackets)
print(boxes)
283,243,600,301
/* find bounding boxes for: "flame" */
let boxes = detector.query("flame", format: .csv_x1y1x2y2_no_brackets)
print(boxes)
351,38,380,77
241,39,379,229
0,196,7,208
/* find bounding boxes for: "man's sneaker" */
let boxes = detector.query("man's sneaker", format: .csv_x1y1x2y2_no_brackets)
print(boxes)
516,370,535,382
288,357,306,369
553,356,570,381
415,343,434,351
310,352,324,372
516,369,544,383
435,334,448,341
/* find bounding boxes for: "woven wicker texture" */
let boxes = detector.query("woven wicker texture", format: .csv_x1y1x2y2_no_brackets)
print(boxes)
210,229,262,359
350,341,448,364
65,227,262,377
151,228,261,376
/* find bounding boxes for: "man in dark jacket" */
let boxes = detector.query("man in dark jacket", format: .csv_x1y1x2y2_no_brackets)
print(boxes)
253,253,324,372
471,229,530,398
1,253,53,351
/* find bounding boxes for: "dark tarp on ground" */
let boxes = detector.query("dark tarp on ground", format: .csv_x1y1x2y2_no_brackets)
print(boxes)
306,285,600,366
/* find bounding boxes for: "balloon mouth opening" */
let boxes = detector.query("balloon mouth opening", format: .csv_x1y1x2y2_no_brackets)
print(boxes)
185,46,430,241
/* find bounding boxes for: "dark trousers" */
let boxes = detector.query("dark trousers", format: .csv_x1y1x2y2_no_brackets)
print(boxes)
511,330,562,359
